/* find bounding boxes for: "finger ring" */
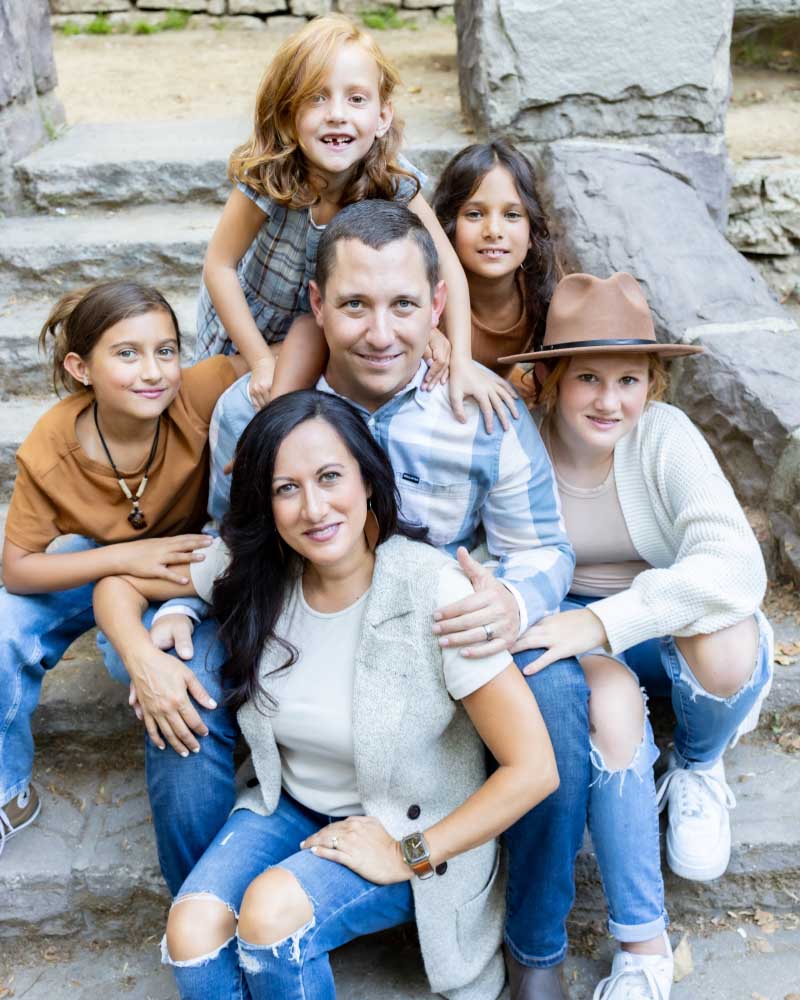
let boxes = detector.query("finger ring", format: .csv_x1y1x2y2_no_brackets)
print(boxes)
330,836,338,849
483,623,495,642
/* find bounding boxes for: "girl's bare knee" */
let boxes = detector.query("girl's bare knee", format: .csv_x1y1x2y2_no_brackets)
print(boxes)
675,616,759,699
166,895,236,962
238,868,314,947
583,654,645,770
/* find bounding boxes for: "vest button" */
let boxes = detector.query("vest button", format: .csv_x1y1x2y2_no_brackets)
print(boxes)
435,862,448,876
407,804,421,820
246,777,260,788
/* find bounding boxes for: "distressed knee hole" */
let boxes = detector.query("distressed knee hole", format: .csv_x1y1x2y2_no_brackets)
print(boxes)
238,868,314,952
165,893,237,964
583,654,648,774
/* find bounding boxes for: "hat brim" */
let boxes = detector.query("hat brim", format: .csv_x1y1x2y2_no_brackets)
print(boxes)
498,342,706,364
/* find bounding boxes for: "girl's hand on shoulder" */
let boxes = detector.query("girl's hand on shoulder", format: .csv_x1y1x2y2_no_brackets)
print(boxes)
421,327,451,389
512,607,608,674
449,359,519,433
301,816,412,885
118,534,213,584
249,357,275,410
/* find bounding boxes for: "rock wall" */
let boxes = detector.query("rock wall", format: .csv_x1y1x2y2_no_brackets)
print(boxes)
48,0,455,27
728,158,800,322
0,0,64,211
735,0,800,25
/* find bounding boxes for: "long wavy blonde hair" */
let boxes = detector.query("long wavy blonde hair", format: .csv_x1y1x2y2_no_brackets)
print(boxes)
229,14,418,209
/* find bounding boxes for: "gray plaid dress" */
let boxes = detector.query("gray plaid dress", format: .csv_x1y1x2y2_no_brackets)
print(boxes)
194,159,425,361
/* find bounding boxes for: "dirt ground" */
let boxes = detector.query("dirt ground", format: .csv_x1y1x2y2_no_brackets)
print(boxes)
51,24,800,160
51,25,467,145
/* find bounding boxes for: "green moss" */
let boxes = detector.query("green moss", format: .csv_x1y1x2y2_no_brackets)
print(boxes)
159,9,192,31
133,19,158,35
360,6,405,30
86,14,113,35
60,20,82,36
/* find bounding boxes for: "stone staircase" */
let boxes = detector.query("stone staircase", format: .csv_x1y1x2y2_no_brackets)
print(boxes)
1,116,800,998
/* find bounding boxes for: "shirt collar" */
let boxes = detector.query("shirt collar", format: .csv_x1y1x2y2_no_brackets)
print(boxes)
316,361,429,418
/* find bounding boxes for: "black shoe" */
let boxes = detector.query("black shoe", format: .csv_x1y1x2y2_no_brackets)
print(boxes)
506,950,566,1000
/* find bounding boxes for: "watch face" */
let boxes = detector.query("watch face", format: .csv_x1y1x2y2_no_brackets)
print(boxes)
403,833,429,864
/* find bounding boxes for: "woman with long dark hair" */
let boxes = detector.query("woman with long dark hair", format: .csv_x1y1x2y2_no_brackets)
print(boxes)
94,389,558,1000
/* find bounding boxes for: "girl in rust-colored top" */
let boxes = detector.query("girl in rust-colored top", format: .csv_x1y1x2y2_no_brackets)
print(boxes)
0,280,245,852
432,140,560,398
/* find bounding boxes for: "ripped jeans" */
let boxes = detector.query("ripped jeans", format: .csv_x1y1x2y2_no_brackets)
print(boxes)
164,794,414,1000
564,595,774,943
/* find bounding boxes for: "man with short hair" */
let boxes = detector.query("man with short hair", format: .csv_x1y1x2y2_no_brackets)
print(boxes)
108,200,589,1000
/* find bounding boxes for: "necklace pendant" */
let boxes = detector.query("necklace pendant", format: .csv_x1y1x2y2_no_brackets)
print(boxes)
128,509,148,531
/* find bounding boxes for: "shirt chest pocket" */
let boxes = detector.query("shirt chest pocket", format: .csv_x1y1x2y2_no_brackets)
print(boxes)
396,477,474,548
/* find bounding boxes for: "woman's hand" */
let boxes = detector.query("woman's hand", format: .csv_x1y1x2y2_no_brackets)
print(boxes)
301,816,411,885
512,607,608,674
118,535,212,584
126,645,217,755
248,357,275,410
448,359,519,433
421,327,451,389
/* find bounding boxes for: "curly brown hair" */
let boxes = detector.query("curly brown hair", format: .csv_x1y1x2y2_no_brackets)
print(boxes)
228,14,418,209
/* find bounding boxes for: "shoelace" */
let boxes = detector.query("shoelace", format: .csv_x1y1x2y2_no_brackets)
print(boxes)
593,966,669,1000
0,806,10,858
655,766,736,820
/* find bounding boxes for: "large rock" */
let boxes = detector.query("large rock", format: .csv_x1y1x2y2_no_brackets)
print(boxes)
728,157,800,256
670,319,800,505
770,428,800,582
536,139,800,507
456,0,734,142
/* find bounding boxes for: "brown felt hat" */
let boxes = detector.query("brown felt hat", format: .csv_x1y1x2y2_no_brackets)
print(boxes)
498,272,705,364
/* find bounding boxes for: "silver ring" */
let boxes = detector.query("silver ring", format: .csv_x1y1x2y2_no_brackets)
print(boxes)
483,623,495,642
330,836,338,850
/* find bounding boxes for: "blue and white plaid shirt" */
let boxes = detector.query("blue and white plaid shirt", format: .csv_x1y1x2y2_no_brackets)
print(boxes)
159,364,574,632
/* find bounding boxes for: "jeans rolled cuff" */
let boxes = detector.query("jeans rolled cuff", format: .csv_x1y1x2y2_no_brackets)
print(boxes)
504,932,567,969
608,911,668,943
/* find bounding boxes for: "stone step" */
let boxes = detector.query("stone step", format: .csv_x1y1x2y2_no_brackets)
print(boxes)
13,118,471,213
3,701,799,942
0,291,199,399
0,204,220,298
0,396,54,503
3,927,800,1000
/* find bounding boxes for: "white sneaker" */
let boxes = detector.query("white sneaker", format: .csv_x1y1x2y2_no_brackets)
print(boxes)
655,753,736,881
593,936,673,1000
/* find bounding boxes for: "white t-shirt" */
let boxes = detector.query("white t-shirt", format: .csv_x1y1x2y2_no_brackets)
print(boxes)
192,538,512,816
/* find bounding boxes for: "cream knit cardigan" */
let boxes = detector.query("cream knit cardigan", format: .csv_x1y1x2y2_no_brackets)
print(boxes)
581,401,767,654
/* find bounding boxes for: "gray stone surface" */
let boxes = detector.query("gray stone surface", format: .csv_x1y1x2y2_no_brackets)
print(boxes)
49,0,132,11
0,204,219,297
13,119,471,211
728,157,800,256
456,0,734,142
288,0,330,14
227,0,287,12
769,428,800,583
670,319,800,506
136,0,210,10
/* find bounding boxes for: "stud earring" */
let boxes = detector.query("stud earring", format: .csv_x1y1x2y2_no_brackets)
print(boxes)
83,376,90,387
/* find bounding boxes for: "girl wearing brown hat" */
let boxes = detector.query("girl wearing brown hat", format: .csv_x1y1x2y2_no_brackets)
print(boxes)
501,272,773,1000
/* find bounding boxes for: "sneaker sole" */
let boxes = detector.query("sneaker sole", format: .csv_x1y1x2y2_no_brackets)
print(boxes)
3,796,42,842
666,834,730,882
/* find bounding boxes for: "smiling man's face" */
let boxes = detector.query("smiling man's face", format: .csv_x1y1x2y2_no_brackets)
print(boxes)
309,236,446,412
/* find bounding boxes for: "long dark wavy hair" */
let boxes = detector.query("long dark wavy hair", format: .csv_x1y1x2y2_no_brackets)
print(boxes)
213,390,428,713
432,139,560,352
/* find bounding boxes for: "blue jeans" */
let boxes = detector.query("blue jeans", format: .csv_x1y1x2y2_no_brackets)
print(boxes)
164,795,414,1000
107,621,592,968
565,594,774,942
1,536,100,803
503,650,591,969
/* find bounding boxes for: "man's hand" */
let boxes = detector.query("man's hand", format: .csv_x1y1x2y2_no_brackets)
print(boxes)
512,607,608,674
150,613,195,661
432,547,520,659
126,646,217,756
